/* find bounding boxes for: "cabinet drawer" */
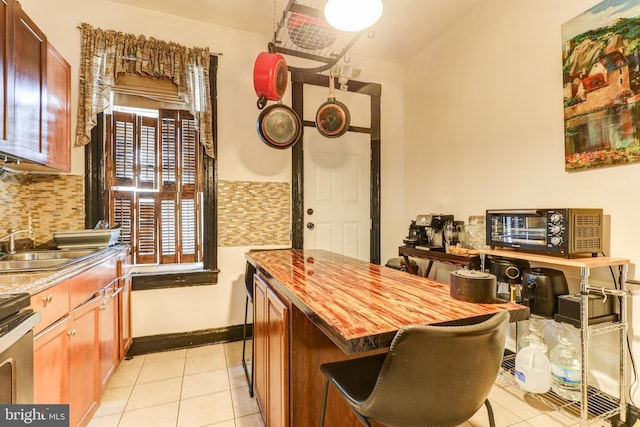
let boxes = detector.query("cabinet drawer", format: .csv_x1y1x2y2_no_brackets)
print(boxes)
69,257,118,308
30,280,70,335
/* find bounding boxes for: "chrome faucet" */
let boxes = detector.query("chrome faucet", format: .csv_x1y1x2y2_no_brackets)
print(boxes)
0,229,29,254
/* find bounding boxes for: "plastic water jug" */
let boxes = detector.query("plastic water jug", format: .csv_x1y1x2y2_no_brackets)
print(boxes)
514,345,552,393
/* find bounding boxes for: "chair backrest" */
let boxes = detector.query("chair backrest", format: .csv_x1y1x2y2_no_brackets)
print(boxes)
244,261,257,301
360,311,509,427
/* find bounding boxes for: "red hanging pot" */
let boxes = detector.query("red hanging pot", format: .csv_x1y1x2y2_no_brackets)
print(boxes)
253,52,288,109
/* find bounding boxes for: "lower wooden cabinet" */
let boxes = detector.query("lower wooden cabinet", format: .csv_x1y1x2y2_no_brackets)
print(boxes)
32,250,131,427
69,296,101,427
98,281,119,393
33,316,70,405
117,259,133,359
253,273,289,427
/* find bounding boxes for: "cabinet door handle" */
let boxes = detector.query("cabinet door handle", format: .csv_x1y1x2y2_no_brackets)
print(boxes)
67,329,76,337
42,295,53,306
111,287,123,298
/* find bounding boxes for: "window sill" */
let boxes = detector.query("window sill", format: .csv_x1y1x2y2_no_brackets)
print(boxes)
132,268,219,291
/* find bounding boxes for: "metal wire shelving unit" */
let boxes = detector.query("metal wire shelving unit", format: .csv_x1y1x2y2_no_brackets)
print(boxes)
500,353,622,424
269,0,366,73
481,249,630,427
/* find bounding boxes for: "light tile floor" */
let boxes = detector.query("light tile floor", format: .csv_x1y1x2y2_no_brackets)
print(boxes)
88,340,611,427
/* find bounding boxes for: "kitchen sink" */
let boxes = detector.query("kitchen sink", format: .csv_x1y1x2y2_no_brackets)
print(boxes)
0,249,100,273
1,249,98,261
0,259,72,271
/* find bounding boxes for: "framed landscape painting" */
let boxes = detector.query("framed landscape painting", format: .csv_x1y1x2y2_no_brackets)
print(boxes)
562,0,640,171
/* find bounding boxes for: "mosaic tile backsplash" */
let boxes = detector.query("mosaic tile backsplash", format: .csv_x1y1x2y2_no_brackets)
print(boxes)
217,180,291,247
0,174,290,250
0,172,85,248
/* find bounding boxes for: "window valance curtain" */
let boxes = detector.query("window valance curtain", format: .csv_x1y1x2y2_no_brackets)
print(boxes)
76,23,215,158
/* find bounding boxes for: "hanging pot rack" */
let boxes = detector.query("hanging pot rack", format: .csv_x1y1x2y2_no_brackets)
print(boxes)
269,0,366,74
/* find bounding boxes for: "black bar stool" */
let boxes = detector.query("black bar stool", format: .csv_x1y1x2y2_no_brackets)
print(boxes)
242,261,257,397
319,311,509,427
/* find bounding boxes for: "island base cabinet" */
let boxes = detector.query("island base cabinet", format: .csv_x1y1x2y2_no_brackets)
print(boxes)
253,274,289,427
253,276,267,418
289,306,386,427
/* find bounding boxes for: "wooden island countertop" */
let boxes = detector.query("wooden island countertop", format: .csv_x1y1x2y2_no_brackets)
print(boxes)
246,248,529,355
246,248,530,427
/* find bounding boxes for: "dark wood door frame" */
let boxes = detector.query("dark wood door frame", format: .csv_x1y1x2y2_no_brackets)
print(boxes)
290,72,381,264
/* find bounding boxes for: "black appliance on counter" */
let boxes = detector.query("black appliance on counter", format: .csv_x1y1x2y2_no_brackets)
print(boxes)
521,267,569,318
486,256,530,302
486,208,603,258
403,214,454,250
0,293,41,404
554,293,617,327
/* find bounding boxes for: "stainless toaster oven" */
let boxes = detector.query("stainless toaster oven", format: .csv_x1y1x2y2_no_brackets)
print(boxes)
486,209,603,257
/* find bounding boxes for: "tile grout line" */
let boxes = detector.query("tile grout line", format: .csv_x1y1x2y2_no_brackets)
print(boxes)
175,351,187,427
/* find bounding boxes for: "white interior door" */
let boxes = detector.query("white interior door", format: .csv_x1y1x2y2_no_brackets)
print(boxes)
303,130,370,261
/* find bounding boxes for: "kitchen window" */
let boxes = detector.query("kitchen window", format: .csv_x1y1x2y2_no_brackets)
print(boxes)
106,108,203,266
84,55,218,285
77,24,219,286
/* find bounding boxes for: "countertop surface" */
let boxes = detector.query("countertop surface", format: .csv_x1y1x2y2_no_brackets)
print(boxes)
0,246,127,296
246,248,530,354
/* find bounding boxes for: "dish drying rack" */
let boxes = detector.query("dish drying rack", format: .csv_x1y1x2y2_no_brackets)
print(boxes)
269,0,367,73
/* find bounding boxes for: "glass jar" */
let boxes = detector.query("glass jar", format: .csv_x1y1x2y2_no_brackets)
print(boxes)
466,215,487,250
519,319,548,353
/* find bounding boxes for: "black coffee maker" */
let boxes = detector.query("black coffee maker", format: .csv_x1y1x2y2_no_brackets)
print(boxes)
403,220,422,247
403,214,454,250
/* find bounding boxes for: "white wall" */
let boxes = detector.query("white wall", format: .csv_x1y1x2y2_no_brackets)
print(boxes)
404,0,640,403
18,0,406,336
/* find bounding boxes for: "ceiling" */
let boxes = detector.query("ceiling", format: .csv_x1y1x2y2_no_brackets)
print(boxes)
110,0,484,64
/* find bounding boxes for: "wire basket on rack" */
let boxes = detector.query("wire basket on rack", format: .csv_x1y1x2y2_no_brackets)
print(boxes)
271,0,366,73
286,12,336,50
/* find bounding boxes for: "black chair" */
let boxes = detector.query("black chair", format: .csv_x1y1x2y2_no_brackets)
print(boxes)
242,261,257,397
319,310,510,427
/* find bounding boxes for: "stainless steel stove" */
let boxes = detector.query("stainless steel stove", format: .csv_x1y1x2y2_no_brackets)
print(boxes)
0,293,41,404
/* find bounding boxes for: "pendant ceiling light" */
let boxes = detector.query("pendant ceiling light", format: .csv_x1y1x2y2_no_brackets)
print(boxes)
324,0,383,32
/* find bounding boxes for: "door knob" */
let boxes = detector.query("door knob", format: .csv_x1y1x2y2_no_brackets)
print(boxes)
307,222,315,230
307,208,314,215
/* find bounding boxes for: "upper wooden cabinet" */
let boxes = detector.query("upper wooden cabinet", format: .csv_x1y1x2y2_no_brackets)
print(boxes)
0,0,71,172
45,43,71,172
0,0,11,146
12,3,46,163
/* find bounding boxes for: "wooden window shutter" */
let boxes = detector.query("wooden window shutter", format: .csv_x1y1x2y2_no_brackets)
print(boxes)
181,113,199,192
137,197,157,264
111,192,134,248
111,112,136,187
107,107,203,266
138,115,158,189
160,195,178,264
160,110,178,191
180,196,198,263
